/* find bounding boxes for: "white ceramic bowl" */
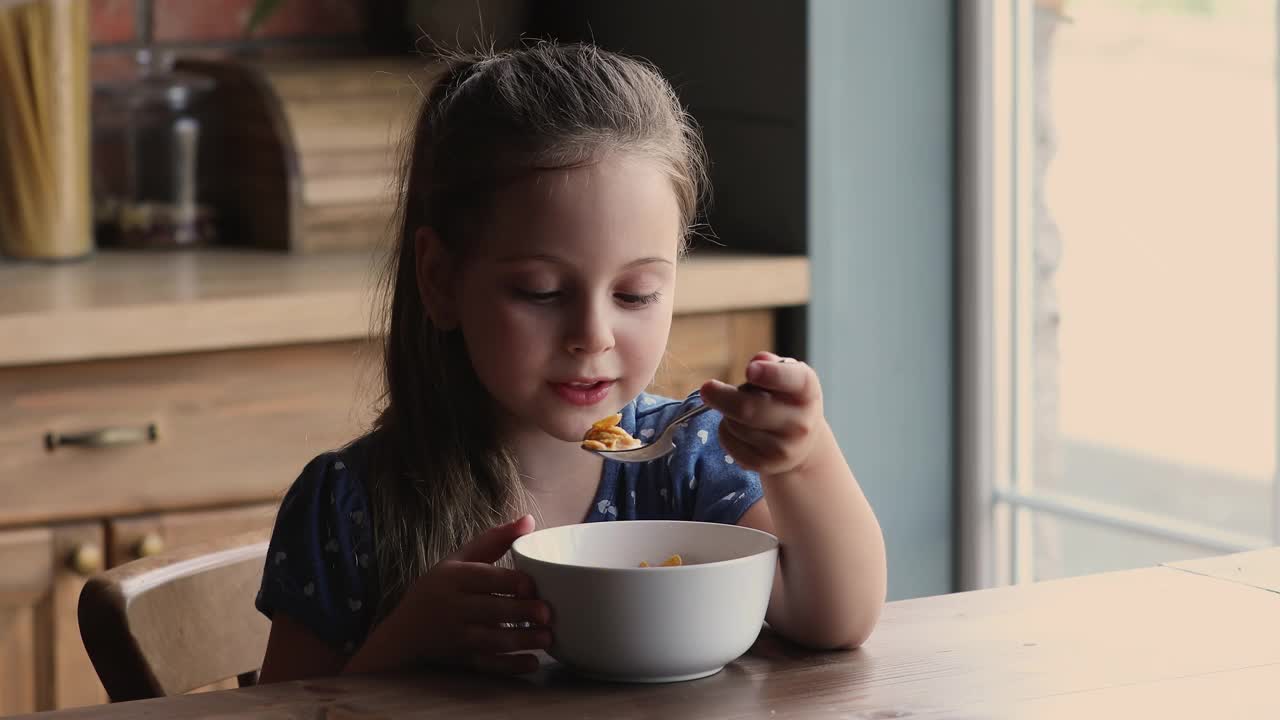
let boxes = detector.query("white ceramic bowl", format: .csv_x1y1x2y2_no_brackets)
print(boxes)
510,520,778,683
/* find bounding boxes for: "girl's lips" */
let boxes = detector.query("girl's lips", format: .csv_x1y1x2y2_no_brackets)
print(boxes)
550,380,615,406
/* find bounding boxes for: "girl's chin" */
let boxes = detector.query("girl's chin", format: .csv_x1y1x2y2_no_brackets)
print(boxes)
495,403,606,444
498,389,644,444
539,405,633,445
540,416,598,444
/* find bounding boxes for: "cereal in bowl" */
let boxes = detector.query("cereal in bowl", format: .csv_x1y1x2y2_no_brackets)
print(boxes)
639,554,684,568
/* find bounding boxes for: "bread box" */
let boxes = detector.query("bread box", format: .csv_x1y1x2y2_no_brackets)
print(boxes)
175,57,437,253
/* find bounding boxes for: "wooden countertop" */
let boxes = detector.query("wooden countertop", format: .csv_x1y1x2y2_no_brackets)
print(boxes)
0,250,809,368
30,548,1280,719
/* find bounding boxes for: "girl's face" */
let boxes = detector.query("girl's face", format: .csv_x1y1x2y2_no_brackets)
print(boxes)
453,154,682,442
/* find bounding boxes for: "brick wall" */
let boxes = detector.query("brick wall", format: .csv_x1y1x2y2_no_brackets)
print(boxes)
89,0,369,81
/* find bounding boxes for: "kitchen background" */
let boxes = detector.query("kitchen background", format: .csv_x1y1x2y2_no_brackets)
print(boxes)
3,1,941,712
8,0,1271,715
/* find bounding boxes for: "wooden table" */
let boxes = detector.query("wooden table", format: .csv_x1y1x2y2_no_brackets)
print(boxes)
23,548,1280,719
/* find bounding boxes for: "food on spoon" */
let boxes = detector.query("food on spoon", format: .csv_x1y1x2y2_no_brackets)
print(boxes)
581,413,642,451
639,554,684,568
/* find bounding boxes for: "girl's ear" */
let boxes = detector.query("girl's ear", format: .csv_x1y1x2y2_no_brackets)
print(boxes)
414,227,459,330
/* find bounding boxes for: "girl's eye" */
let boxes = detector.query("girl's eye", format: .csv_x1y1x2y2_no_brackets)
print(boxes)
615,291,662,307
515,289,561,303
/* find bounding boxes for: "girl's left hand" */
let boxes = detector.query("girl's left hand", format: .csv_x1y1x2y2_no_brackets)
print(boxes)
699,351,826,477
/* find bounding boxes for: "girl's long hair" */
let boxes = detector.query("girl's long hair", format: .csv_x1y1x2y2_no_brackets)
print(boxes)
366,42,708,620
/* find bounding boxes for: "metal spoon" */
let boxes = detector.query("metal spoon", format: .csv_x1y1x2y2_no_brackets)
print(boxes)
584,382,764,464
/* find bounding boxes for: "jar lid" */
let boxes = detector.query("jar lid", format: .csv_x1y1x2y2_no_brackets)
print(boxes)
93,49,214,111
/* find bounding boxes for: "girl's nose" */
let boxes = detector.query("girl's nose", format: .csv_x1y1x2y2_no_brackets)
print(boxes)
565,300,615,355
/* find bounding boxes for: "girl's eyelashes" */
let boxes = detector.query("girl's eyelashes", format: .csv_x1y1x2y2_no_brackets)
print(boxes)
614,290,662,307
509,287,663,307
513,288,562,303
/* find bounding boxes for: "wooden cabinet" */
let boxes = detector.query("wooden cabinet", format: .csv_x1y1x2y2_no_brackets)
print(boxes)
0,527,50,714
0,507,282,714
0,308,776,712
0,313,775,528
654,310,774,398
0,342,375,528
0,523,107,715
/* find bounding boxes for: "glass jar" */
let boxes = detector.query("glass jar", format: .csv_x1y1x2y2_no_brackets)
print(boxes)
92,51,217,249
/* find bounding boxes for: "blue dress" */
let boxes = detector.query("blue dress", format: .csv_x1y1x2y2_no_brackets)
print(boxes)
255,391,764,655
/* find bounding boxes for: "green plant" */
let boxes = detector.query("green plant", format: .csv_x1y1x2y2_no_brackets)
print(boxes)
245,0,436,36
246,0,286,34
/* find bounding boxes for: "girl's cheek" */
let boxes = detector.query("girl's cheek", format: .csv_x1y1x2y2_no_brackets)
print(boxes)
483,301,561,350
615,314,670,361
484,295,539,323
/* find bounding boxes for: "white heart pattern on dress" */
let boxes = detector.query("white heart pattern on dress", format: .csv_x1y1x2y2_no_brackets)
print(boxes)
639,428,655,439
348,598,362,612
333,460,346,470
274,551,287,565
303,582,315,597
697,429,709,444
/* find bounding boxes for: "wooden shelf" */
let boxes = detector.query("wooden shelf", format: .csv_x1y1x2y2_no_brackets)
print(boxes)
0,250,809,368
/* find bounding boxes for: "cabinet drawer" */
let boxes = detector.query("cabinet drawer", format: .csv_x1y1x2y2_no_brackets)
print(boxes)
0,342,374,526
106,503,278,569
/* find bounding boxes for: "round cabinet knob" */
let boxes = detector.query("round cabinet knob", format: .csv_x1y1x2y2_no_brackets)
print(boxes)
135,533,166,559
68,544,103,576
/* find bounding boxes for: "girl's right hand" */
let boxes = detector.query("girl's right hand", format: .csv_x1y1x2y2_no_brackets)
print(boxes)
403,514,552,674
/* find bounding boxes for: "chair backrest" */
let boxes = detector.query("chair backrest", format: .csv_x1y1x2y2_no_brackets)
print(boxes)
78,528,271,701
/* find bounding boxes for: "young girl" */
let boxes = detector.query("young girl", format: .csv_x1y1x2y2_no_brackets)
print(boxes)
256,42,886,682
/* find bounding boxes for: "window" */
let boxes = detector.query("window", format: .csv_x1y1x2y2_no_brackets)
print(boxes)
959,0,1278,588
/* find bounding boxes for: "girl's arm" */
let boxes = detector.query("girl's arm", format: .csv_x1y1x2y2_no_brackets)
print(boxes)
258,599,494,682
258,597,475,683
259,613,346,683
259,516,552,682
701,354,887,650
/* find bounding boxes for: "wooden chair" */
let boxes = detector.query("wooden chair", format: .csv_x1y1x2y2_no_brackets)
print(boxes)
77,528,271,701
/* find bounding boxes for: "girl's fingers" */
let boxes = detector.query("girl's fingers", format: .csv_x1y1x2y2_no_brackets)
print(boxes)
744,357,816,399
451,563,536,597
700,379,802,431
460,593,551,626
468,652,542,675
447,515,536,564
715,418,770,471
460,625,553,655
723,419,793,457
719,418,816,475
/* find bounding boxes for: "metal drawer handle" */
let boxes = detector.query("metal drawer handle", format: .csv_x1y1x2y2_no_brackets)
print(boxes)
68,543,104,576
135,532,166,559
45,423,158,451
